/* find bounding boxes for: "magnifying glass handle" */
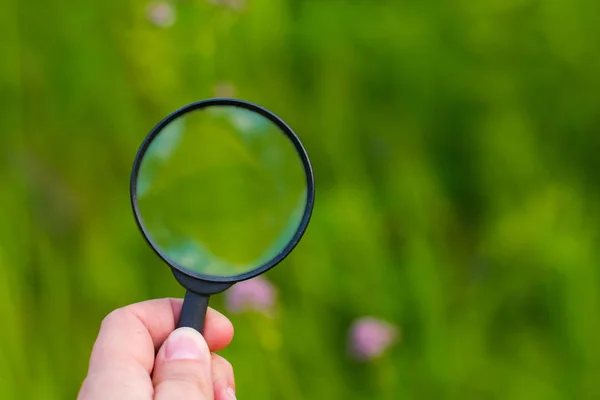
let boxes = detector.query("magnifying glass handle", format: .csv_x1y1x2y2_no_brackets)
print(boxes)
178,290,210,334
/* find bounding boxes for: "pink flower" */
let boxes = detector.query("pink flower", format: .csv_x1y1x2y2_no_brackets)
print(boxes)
225,276,276,315
146,2,176,27
349,317,399,361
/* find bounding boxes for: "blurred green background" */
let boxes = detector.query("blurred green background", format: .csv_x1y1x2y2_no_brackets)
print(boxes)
2,0,600,398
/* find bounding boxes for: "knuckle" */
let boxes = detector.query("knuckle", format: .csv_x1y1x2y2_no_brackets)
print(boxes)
155,359,212,385
212,354,235,388
154,374,212,398
100,307,126,329
213,354,233,372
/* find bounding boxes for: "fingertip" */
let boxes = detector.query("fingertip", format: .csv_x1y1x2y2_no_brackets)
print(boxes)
205,308,235,351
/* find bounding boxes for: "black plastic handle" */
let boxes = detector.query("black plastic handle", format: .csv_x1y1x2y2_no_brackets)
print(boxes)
177,290,210,334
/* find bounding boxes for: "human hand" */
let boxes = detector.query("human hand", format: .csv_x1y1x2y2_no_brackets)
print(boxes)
77,298,236,400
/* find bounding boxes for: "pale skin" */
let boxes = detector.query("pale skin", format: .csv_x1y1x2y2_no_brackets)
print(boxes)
77,298,236,400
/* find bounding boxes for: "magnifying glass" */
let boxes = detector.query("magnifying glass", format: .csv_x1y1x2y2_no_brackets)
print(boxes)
130,98,314,333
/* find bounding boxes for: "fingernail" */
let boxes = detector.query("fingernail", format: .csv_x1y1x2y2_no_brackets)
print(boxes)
226,388,236,400
226,387,236,399
165,328,207,361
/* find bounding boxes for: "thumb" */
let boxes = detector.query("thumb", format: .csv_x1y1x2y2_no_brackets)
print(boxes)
152,327,214,400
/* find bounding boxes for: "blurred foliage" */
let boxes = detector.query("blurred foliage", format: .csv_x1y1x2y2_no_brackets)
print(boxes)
2,0,600,398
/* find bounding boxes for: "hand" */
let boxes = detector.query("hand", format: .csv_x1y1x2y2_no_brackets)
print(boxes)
77,298,236,400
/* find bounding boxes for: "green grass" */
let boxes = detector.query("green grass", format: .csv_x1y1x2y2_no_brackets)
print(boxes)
2,0,600,398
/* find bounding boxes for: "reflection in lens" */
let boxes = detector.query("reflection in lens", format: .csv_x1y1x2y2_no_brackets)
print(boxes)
135,106,307,278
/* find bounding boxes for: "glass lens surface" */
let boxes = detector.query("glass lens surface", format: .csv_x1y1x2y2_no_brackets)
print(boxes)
135,105,307,278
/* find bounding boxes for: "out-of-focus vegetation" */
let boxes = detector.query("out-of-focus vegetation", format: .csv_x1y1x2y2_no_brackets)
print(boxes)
2,0,600,398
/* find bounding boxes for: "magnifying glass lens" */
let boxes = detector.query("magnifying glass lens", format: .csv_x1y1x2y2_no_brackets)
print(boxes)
134,105,308,279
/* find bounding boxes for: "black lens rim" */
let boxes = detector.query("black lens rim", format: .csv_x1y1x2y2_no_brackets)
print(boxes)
130,98,315,284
